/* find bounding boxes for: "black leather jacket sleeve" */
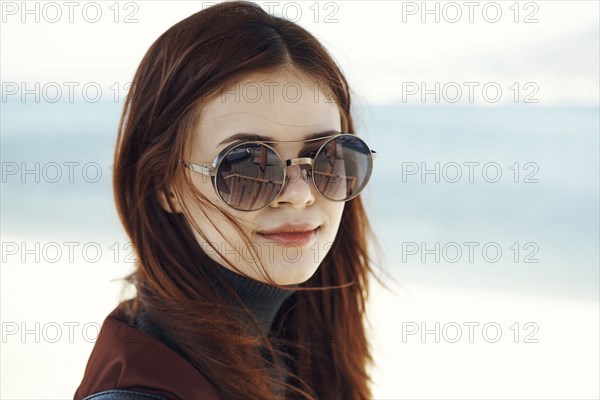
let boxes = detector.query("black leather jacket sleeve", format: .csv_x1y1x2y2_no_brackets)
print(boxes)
82,389,169,400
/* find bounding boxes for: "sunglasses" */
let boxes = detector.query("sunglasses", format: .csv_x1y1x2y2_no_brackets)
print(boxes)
180,133,377,211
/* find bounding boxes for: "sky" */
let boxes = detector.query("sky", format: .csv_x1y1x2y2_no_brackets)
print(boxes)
1,0,599,106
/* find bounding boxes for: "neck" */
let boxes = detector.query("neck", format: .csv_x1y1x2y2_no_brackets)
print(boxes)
211,260,298,335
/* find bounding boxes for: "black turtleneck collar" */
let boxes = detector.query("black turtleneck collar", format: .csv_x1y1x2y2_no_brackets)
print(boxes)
211,260,298,335
132,258,298,359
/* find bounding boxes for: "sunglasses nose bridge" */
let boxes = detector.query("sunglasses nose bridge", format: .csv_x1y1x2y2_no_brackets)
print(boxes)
286,157,314,167
285,157,314,180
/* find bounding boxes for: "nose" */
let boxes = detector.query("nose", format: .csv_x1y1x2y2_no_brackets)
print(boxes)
270,164,315,208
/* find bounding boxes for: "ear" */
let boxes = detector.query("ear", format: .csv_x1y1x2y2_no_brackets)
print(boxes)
157,188,183,214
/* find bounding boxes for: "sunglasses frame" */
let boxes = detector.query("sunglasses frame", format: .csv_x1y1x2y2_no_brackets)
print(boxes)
180,133,377,212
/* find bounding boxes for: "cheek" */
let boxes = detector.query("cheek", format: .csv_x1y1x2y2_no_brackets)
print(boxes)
189,173,219,203
323,202,345,236
180,175,222,235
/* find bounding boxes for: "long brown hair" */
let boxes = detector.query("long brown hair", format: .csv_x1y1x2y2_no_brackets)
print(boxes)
113,1,386,399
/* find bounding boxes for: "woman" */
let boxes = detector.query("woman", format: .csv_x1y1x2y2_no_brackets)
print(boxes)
75,2,381,399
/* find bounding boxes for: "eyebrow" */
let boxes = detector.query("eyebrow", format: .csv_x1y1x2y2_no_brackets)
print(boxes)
217,129,341,147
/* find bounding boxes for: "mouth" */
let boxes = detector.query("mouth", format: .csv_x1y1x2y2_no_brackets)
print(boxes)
256,227,319,247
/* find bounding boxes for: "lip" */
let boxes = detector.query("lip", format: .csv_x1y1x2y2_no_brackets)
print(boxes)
256,223,320,247
257,223,320,235
257,228,319,247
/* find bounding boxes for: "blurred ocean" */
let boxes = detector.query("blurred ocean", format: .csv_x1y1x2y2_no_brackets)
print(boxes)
2,100,598,300
1,100,599,399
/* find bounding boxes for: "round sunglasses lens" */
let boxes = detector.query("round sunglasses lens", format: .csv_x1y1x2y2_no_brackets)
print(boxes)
313,135,373,201
215,144,284,210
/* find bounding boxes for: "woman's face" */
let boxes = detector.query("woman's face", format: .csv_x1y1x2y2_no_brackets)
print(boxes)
177,69,345,285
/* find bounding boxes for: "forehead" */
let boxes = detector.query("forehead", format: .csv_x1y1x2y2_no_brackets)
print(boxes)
192,69,342,152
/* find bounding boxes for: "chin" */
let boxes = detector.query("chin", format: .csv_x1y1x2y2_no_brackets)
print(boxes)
274,264,320,286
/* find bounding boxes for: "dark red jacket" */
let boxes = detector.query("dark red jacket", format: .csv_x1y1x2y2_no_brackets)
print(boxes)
74,306,221,400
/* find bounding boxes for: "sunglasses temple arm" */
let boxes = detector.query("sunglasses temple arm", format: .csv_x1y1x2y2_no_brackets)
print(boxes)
181,160,213,176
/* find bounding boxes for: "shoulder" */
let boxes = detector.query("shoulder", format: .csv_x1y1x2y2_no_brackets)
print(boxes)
74,304,221,400
82,389,168,400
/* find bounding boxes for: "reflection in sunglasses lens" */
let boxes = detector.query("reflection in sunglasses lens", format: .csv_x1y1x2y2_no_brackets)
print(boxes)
314,136,371,201
216,144,284,210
